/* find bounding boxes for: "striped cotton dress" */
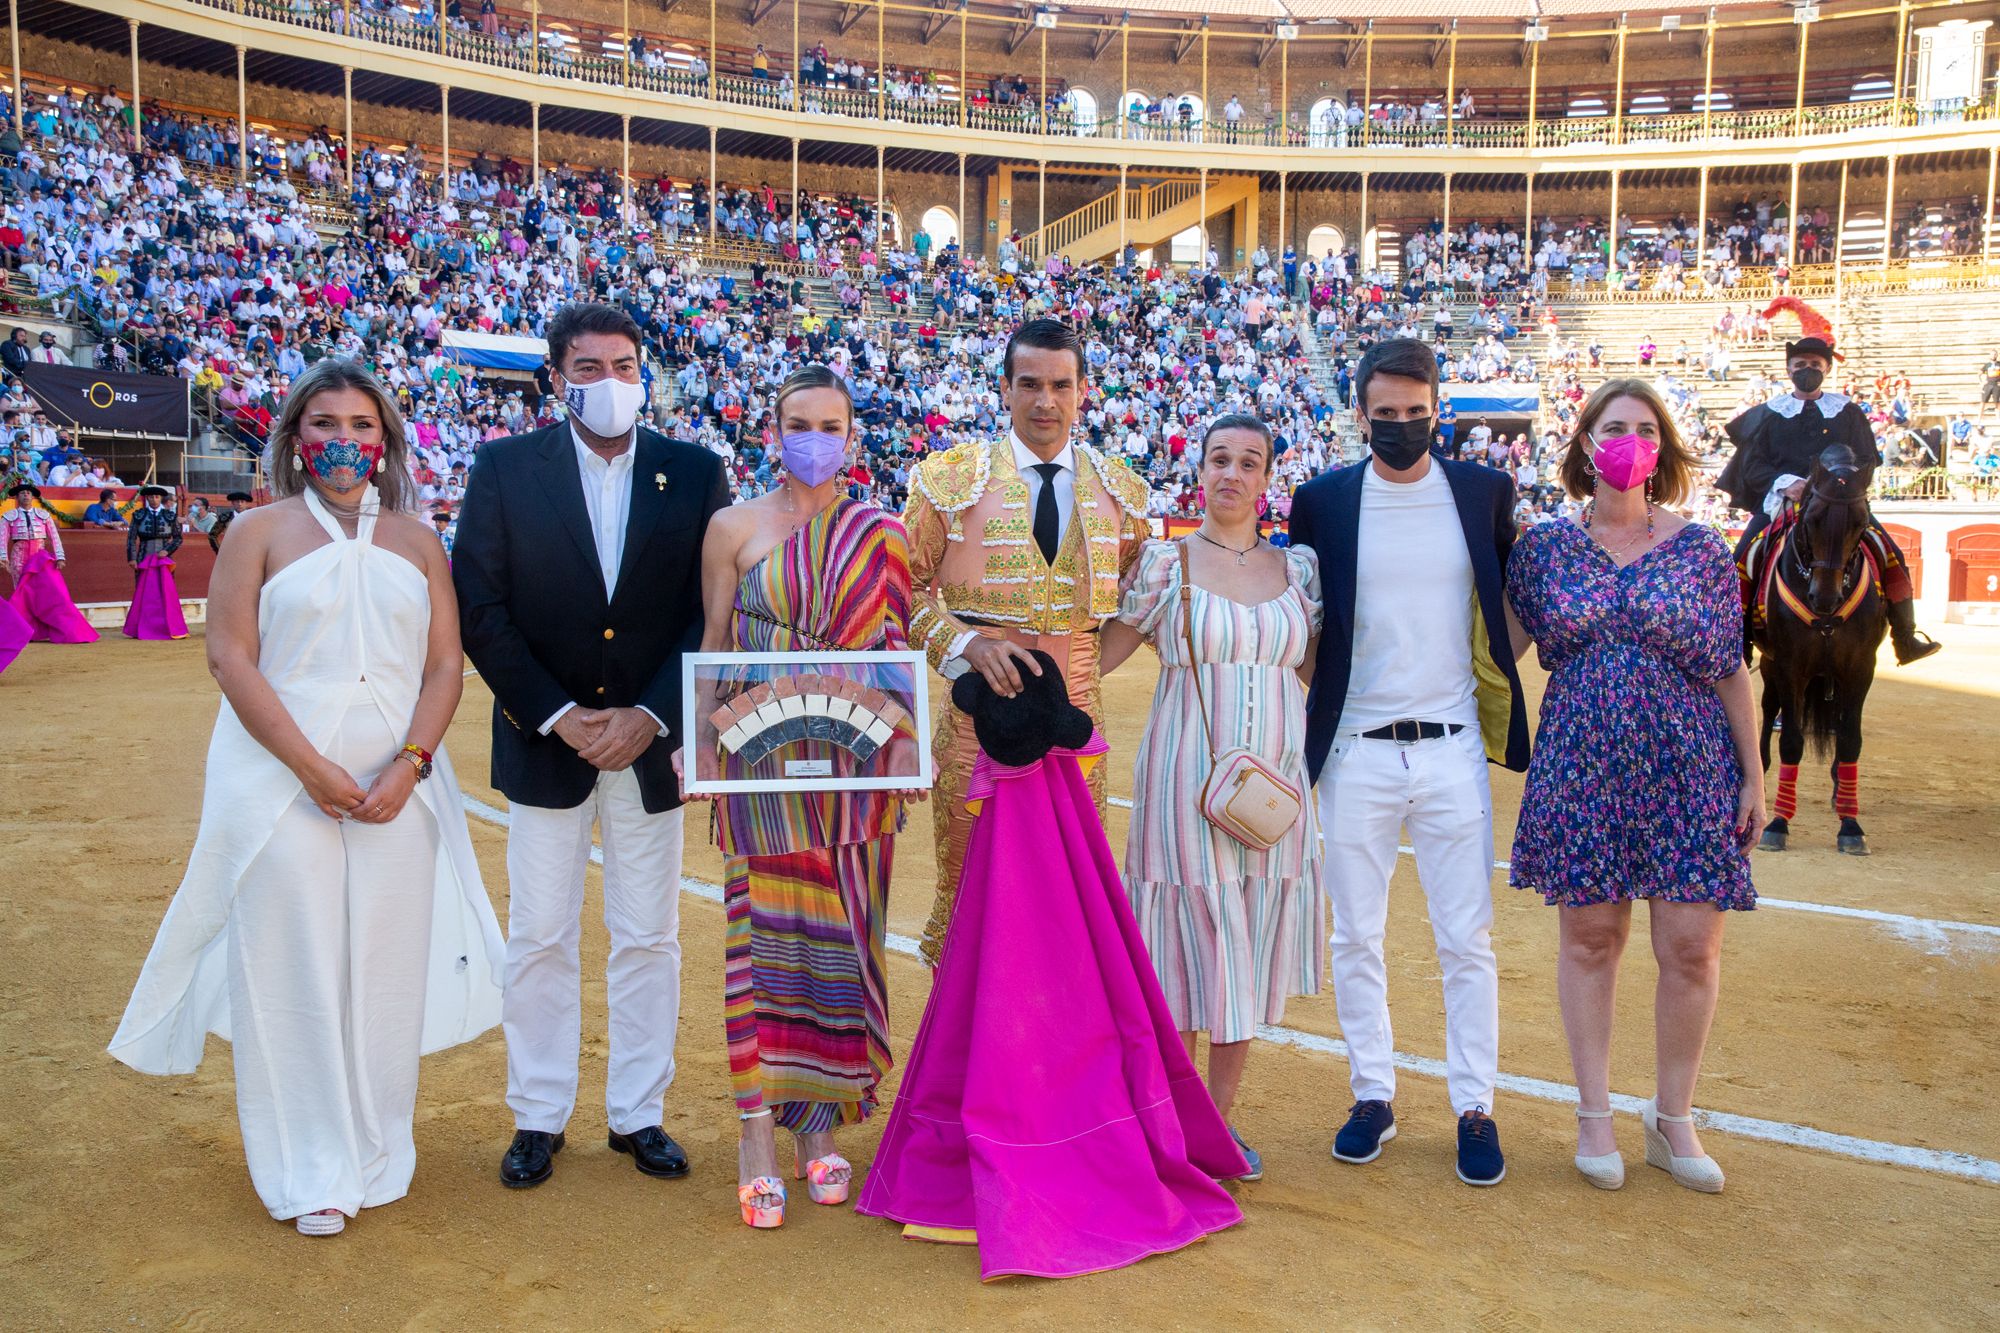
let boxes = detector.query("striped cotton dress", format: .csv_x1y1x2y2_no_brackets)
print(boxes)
1119,539,1325,1044
714,499,911,1132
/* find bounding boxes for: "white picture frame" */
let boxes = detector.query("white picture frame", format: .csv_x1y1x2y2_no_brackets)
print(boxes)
681,649,934,795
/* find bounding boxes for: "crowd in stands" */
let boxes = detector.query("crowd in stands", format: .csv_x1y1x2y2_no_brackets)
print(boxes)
3,84,1994,540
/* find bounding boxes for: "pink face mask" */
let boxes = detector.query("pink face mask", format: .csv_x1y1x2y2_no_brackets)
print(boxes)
1591,431,1660,493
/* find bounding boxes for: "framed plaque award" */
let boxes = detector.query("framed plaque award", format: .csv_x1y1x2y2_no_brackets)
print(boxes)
681,650,934,795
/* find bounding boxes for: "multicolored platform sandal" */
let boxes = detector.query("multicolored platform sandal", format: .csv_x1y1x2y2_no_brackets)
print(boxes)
739,1175,788,1229
795,1149,853,1206
738,1107,787,1228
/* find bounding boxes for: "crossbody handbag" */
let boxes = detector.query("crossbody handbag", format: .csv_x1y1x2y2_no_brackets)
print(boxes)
1177,540,1304,852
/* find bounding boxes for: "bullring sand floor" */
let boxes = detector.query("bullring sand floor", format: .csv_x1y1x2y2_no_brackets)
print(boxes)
2,625,1997,1329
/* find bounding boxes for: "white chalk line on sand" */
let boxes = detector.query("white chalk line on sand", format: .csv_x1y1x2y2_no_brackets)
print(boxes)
1107,796,1999,942
458,794,2000,1186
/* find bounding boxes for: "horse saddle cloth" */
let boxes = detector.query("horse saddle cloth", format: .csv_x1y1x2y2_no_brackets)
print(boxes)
1737,513,1797,631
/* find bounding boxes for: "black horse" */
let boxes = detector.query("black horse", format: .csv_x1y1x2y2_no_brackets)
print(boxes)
1754,444,1886,856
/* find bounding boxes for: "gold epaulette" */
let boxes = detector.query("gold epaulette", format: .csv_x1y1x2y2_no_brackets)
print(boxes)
1079,443,1150,520
908,442,993,523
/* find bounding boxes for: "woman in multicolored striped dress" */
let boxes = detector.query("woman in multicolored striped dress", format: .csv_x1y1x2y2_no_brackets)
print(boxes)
695,365,914,1230
1100,414,1324,1182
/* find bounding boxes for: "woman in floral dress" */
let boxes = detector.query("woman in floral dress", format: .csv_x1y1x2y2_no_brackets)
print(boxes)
1504,378,1763,1195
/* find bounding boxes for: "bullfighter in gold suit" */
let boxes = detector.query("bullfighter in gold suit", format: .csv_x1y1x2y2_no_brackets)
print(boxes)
902,319,1152,966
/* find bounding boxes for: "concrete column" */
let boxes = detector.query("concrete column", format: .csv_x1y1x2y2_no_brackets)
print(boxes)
1118,164,1128,257
441,85,451,203
1882,154,1898,273
1786,160,1801,268
9,0,21,135
236,46,248,183
343,67,354,196
1985,147,1997,270
1696,165,1709,261
1277,169,1287,264
1608,168,1622,289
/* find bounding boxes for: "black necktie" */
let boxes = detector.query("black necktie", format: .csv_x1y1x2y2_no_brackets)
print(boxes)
1031,462,1062,565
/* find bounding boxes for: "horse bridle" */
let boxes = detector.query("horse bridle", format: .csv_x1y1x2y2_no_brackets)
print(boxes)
1782,469,1871,633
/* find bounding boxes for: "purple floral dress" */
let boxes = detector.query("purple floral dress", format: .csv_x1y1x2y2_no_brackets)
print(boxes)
1506,520,1755,911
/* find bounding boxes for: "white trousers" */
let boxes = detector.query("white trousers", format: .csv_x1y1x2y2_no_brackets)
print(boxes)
1317,727,1499,1115
230,697,437,1221
504,766,684,1136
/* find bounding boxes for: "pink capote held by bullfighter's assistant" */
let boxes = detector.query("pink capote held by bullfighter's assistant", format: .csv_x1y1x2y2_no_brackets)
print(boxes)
123,553,189,640
856,732,1246,1281
11,548,98,644
0,594,30,674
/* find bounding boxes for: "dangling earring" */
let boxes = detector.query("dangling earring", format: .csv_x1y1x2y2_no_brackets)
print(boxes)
374,457,385,475
291,452,303,472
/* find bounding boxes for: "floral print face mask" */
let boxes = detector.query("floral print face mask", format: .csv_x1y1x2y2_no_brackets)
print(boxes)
296,436,383,490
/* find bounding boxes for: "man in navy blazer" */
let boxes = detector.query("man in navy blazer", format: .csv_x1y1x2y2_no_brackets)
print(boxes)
1286,337,1528,1189
455,302,729,1191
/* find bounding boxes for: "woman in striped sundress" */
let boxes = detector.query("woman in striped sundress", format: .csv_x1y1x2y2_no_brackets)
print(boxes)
694,364,915,1230
1100,413,1325,1184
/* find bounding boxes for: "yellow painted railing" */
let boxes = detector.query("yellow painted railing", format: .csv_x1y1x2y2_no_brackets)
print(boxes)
1019,179,1211,261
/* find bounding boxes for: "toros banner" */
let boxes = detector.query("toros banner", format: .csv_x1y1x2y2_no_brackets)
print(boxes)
19,364,192,440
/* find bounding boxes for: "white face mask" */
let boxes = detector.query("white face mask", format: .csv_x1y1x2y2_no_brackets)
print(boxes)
560,373,646,438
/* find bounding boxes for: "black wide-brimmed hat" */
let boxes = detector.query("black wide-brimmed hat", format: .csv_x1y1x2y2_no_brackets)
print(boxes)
1784,335,1843,363
8,481,40,499
139,485,172,499
951,648,1092,768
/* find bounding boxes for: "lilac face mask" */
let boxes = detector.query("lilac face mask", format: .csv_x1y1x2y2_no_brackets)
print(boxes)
781,430,848,487
1590,431,1660,493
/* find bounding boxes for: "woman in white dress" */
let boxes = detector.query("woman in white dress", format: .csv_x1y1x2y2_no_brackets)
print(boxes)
109,359,505,1237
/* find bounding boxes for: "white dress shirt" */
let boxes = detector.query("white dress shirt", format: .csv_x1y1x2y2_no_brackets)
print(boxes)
942,432,1078,672
539,426,665,737
572,424,636,596
1012,430,1078,548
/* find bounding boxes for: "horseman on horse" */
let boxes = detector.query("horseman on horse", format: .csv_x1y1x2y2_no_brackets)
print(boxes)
1719,332,1941,667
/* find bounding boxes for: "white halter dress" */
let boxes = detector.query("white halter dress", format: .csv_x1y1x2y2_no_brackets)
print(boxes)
109,490,504,1217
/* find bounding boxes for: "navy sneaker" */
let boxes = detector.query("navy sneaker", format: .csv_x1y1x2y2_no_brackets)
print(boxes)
1331,1100,1397,1164
1456,1108,1506,1186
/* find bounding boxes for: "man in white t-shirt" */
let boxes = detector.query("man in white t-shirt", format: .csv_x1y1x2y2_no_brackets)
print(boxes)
1285,337,1529,1189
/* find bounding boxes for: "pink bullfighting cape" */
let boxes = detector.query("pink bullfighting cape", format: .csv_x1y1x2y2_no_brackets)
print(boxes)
856,731,1245,1281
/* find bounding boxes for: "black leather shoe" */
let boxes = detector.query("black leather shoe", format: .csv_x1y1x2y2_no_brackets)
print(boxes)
608,1126,691,1178
500,1129,564,1188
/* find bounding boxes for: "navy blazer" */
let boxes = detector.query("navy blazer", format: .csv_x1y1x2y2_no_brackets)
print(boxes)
453,421,730,814
1287,455,1531,785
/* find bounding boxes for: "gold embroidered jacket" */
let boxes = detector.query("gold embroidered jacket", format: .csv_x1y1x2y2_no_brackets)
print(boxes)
904,439,1153,671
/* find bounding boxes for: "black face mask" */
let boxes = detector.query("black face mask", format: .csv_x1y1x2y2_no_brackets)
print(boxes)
1791,366,1825,395
1367,416,1434,471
